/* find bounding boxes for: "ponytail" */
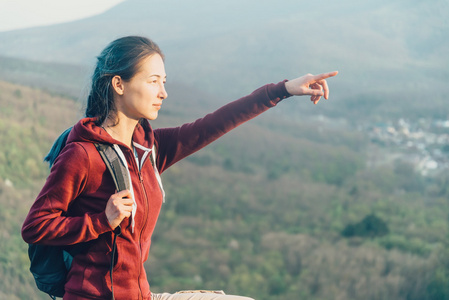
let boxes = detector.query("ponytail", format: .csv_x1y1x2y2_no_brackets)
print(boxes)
44,127,73,168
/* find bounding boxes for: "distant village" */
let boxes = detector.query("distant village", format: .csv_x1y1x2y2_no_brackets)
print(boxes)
365,118,449,177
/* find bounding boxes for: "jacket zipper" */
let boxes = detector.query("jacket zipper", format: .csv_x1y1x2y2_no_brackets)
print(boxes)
129,146,155,299
125,146,148,299
137,170,149,300
130,147,151,300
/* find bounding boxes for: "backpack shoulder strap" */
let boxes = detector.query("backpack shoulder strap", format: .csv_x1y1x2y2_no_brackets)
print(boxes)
94,143,129,300
94,143,130,192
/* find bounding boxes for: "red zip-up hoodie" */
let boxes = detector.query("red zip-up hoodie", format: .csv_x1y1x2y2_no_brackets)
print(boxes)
22,81,291,299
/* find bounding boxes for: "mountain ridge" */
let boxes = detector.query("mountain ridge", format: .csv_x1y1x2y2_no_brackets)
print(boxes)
0,0,447,112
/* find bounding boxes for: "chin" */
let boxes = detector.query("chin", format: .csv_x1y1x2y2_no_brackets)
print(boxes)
146,113,159,121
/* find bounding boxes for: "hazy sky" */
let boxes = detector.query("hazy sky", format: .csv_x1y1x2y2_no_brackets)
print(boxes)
0,0,125,32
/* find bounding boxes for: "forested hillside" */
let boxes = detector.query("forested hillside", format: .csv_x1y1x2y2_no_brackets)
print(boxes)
1,79,448,299
0,0,447,120
0,81,81,299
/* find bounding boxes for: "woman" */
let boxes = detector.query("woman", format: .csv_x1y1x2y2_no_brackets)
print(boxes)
22,36,338,300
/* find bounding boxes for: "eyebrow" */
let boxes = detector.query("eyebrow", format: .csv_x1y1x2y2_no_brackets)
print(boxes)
148,74,167,79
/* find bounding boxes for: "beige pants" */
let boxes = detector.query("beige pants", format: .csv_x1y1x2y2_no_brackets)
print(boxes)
151,290,255,300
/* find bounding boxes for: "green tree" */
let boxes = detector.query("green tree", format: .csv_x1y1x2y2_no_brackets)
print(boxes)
342,214,389,238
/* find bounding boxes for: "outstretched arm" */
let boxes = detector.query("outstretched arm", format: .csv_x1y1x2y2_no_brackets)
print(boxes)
154,72,338,171
285,71,339,104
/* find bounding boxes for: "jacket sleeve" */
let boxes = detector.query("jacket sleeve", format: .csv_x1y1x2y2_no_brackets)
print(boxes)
22,142,113,246
154,80,291,172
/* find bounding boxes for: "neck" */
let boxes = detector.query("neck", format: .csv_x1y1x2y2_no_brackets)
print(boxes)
102,116,139,149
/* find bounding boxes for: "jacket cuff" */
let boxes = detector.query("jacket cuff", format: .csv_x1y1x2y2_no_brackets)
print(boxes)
92,211,114,233
266,80,292,105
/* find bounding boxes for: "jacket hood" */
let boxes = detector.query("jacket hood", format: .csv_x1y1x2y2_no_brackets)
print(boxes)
67,117,155,149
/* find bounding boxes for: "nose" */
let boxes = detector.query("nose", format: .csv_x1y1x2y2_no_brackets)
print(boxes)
159,84,168,100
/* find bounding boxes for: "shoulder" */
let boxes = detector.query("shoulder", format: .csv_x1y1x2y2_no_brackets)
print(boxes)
60,141,94,160
41,142,99,198
52,142,100,174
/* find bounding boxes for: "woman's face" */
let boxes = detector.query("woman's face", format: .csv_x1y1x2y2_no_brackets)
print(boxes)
116,54,167,121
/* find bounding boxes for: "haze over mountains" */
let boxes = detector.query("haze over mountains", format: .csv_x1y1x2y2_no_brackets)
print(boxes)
0,0,447,119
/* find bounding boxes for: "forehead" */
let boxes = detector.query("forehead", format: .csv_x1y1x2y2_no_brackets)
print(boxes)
135,54,166,77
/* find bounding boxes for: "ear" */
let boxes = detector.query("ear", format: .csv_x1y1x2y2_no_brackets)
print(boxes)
111,75,124,96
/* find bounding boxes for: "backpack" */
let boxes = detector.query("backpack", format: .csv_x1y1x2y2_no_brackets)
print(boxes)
28,143,134,299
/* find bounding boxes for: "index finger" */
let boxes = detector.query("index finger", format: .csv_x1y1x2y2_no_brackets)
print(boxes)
313,71,339,81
